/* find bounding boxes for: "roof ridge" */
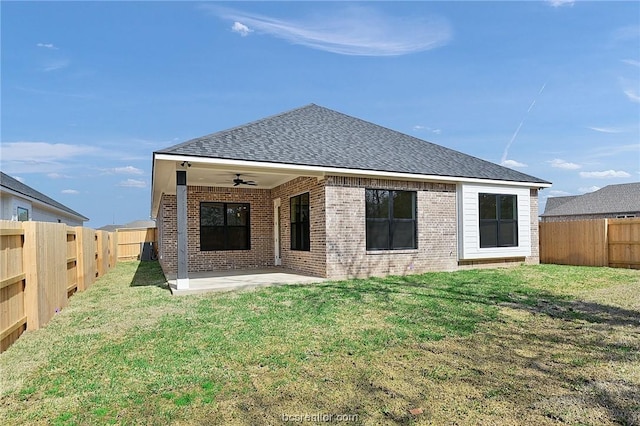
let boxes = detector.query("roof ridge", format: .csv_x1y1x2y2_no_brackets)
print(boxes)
155,104,319,154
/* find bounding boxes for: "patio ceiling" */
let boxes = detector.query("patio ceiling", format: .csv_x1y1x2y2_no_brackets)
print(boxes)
151,154,324,217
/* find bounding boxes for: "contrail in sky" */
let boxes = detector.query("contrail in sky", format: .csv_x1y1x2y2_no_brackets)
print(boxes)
501,82,547,165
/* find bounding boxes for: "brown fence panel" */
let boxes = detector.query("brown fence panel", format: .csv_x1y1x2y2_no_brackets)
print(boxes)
0,220,116,353
540,218,640,269
116,228,157,261
539,220,608,266
0,222,27,352
23,222,69,331
608,218,640,269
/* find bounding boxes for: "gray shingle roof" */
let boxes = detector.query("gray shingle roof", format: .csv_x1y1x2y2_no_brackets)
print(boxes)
542,183,640,217
157,104,550,185
0,172,89,221
543,195,579,213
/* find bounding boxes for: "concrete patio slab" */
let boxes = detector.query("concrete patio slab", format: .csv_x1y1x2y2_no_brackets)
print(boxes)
165,268,327,295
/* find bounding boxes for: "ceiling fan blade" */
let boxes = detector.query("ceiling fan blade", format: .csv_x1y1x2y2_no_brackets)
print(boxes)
246,182,257,186
233,182,240,186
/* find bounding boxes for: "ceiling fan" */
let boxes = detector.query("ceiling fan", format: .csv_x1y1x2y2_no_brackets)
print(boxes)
233,174,256,186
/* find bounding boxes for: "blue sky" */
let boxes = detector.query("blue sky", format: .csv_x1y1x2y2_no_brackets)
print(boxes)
1,1,639,228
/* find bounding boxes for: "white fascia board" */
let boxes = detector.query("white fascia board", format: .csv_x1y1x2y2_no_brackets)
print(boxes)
153,153,552,188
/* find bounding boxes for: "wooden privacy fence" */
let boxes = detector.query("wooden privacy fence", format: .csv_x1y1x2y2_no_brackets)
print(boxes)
116,227,157,261
1,221,117,352
540,218,640,269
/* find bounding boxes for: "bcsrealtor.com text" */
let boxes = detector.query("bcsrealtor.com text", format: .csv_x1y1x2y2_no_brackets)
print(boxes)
281,413,359,423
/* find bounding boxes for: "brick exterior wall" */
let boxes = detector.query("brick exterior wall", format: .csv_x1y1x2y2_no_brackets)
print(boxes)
157,178,326,276
157,175,541,279
272,177,327,277
185,186,273,272
324,177,458,279
157,194,176,275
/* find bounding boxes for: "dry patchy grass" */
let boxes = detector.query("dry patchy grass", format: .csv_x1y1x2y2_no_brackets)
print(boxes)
0,262,638,425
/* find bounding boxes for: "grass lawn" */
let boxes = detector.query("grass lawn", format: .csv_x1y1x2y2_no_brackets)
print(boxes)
1,262,638,425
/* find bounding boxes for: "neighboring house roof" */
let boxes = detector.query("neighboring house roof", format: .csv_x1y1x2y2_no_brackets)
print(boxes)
544,195,579,213
542,183,640,217
123,219,156,229
156,104,550,185
97,220,156,232
0,171,89,221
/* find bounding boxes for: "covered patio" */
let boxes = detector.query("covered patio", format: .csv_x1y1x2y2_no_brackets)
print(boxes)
165,267,327,295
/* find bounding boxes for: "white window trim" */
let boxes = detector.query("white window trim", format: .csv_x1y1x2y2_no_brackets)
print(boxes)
458,183,531,260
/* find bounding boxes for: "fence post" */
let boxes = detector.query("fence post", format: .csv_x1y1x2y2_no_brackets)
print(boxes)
603,218,609,267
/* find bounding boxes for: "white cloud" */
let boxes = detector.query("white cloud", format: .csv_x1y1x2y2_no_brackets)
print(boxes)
104,166,144,175
36,43,58,49
43,59,69,72
61,189,79,195
548,158,581,170
118,179,146,188
208,5,451,56
588,126,623,134
548,190,572,196
501,159,528,168
47,173,71,179
12,176,26,183
232,21,253,36
579,170,631,178
620,77,640,103
547,0,575,7
578,186,600,193
586,143,640,159
622,59,640,68
413,125,441,134
1,142,98,162
624,88,640,103
0,141,101,174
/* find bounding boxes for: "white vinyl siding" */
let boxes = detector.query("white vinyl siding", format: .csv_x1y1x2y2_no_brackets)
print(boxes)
457,183,531,260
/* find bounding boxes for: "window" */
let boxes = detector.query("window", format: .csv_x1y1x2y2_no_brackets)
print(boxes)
290,193,310,251
17,207,29,222
479,193,518,248
200,202,250,251
366,189,417,250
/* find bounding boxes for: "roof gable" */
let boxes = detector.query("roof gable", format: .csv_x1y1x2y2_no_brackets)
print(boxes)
542,183,640,217
0,172,89,221
157,104,550,185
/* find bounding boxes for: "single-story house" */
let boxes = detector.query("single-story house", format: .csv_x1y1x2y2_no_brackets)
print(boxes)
151,104,551,289
540,182,640,222
0,171,88,226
